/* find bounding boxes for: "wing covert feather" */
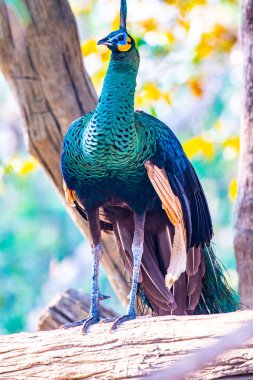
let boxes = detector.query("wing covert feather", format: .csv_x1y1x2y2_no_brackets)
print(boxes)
135,110,213,247
145,161,187,288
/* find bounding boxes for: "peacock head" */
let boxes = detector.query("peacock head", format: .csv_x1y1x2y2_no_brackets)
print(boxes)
97,0,134,54
97,29,134,53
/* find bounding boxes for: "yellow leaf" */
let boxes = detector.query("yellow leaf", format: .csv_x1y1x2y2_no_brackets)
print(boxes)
166,0,207,13
183,136,215,160
165,0,177,5
100,50,111,62
19,157,38,176
165,32,175,44
135,92,145,107
195,23,237,62
163,93,172,105
81,39,97,57
139,18,158,32
143,82,161,100
91,67,108,89
69,1,91,15
136,83,172,107
229,178,238,203
195,37,213,60
8,156,38,176
177,16,190,32
112,14,120,31
223,136,240,153
188,78,203,97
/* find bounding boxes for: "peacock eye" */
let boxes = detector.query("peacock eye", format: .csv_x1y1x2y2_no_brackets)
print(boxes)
118,35,124,42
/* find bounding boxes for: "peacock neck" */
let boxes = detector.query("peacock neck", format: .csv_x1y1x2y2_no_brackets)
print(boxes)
97,47,139,120
85,48,139,140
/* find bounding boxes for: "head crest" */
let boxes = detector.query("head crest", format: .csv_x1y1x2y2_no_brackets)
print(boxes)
120,0,127,30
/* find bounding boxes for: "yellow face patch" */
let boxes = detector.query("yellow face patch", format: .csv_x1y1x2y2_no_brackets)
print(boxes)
118,37,131,52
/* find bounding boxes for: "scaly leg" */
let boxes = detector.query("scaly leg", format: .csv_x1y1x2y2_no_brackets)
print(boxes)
62,209,108,333
110,212,146,331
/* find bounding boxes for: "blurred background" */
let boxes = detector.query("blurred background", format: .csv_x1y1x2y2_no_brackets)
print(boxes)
0,0,240,333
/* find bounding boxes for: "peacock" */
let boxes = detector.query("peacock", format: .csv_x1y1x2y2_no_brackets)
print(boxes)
61,0,238,333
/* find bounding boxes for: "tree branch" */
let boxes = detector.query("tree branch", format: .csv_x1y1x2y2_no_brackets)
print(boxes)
148,314,253,380
0,311,253,379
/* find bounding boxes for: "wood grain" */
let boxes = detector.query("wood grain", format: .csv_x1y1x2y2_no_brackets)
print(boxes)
0,311,253,379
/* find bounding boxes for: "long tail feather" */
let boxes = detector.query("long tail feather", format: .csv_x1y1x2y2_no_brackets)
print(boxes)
195,244,239,314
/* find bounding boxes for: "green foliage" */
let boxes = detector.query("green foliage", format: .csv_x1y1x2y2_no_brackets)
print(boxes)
0,167,81,333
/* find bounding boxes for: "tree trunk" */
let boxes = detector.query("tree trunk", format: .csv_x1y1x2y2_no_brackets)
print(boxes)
0,311,253,379
234,0,253,308
0,0,130,308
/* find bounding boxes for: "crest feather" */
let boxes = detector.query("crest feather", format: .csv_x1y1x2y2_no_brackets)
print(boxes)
120,0,127,29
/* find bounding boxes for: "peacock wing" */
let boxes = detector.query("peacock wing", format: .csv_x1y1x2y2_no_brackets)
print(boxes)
135,111,212,299
135,110,213,246
145,161,187,288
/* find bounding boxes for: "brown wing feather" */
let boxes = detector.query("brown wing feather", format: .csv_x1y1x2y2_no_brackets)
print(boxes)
145,161,187,289
63,180,77,207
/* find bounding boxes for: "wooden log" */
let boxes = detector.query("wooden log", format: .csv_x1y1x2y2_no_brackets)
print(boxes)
0,311,253,379
0,0,130,308
37,289,117,331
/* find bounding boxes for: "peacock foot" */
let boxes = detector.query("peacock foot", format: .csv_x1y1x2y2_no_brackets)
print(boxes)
61,319,87,329
81,316,100,334
61,293,111,333
110,312,136,332
61,315,101,334
99,316,117,325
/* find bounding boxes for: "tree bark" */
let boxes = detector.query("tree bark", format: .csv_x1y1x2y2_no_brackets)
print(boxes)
234,0,253,308
0,311,253,379
0,0,130,308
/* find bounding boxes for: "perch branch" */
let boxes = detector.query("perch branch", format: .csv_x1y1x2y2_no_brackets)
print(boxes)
0,311,253,379
148,313,253,380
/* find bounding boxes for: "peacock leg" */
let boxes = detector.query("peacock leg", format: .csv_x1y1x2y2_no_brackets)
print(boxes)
110,212,145,331
62,209,107,333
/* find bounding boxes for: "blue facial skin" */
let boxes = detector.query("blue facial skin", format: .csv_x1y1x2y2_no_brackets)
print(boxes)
110,32,128,45
97,29,133,53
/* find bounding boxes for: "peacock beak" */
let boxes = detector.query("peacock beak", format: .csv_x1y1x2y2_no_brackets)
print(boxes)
97,37,112,46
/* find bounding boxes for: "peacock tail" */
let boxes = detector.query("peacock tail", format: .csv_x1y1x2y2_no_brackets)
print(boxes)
195,244,239,314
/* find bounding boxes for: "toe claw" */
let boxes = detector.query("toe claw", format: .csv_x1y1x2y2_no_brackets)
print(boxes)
99,317,116,325
98,293,111,301
110,314,136,332
81,316,99,334
61,315,101,333
60,319,86,329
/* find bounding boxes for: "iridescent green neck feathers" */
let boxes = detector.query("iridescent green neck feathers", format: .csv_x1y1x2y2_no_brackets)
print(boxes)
83,48,140,156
